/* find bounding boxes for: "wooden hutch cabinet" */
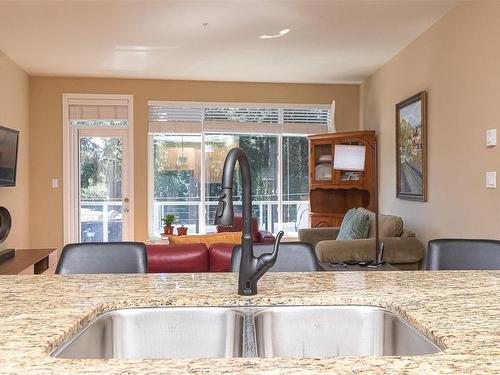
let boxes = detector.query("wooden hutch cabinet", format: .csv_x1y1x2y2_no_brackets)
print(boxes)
308,131,376,228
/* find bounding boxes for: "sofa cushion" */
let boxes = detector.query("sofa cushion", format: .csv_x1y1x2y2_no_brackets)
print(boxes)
358,208,404,238
217,215,259,242
146,244,209,273
336,208,370,240
169,232,242,247
315,237,424,267
209,243,235,272
380,215,404,237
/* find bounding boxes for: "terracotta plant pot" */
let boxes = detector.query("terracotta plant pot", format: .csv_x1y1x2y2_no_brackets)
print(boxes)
163,225,174,235
177,226,188,236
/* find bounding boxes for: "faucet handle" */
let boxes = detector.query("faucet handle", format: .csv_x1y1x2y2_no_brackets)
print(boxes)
272,230,284,256
258,230,284,267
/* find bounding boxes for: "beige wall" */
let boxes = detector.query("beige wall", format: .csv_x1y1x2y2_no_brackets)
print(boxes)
361,2,500,245
0,53,30,250
30,77,359,250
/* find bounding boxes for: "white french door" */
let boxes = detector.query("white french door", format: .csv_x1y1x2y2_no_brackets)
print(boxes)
63,94,134,244
78,129,131,242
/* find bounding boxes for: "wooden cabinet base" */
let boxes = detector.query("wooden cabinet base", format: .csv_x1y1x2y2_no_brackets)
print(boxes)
0,249,57,275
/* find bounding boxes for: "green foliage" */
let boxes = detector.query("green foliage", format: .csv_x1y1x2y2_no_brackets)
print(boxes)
81,184,109,200
80,137,123,200
161,214,176,226
153,135,309,204
282,136,309,200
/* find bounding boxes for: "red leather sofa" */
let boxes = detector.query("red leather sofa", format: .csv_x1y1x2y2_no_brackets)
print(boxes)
216,215,275,243
147,216,274,273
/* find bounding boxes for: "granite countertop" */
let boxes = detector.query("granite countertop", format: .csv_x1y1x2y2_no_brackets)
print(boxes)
0,271,499,374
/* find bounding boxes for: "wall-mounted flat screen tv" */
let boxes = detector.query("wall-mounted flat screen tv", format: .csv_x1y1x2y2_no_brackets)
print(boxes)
0,126,19,187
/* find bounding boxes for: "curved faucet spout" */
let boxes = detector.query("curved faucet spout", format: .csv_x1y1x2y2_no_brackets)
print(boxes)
214,147,282,296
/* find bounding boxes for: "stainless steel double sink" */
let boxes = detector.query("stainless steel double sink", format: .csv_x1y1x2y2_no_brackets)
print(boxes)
51,305,442,359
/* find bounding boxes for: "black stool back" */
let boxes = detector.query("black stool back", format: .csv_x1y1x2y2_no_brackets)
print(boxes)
230,242,321,272
56,242,147,274
427,239,500,270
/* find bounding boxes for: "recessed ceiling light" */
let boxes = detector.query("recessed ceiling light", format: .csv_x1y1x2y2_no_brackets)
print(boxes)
259,28,290,39
115,45,177,52
202,22,209,27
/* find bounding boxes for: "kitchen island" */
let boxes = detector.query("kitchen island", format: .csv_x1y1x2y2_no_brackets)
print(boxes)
0,271,499,374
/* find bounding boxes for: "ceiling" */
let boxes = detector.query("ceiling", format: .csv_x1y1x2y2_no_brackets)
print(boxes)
0,1,457,84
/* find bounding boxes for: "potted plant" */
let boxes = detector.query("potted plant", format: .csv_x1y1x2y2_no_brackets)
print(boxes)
162,214,176,235
177,224,188,236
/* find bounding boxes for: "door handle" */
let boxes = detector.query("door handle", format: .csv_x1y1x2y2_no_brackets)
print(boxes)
123,198,129,213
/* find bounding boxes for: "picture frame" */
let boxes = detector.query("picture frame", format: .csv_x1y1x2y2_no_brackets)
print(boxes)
395,91,427,201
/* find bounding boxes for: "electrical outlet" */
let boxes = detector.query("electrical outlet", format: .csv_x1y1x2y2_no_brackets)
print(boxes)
51,178,59,189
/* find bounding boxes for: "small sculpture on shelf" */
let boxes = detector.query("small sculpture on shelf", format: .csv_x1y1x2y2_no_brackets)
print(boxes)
161,214,177,235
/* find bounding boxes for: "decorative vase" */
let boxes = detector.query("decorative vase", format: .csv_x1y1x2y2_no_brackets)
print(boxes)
163,225,174,235
177,226,188,236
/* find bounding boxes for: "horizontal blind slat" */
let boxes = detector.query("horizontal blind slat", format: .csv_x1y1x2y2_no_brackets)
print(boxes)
69,104,129,120
148,103,332,134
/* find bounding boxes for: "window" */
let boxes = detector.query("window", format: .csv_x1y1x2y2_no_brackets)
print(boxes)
152,135,201,235
148,101,333,238
204,134,279,233
282,136,310,232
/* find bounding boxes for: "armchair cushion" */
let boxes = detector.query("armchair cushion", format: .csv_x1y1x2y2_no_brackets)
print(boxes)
358,208,404,238
315,237,425,267
336,208,370,240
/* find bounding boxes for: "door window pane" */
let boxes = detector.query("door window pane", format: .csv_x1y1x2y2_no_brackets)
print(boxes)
80,136,123,242
153,135,201,236
205,134,278,232
282,136,310,233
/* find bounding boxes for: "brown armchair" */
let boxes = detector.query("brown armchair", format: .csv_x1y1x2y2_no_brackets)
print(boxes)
298,209,425,270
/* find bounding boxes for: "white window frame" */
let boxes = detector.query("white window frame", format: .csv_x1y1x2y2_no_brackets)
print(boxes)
63,93,135,244
147,101,330,240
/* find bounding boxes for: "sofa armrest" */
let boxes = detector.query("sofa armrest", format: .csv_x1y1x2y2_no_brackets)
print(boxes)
258,230,275,243
298,227,340,248
315,237,425,266
401,229,416,238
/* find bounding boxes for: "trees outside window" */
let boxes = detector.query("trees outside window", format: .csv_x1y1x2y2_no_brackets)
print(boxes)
151,133,309,237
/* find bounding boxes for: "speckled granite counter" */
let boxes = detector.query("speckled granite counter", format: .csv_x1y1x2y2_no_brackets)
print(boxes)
0,271,499,374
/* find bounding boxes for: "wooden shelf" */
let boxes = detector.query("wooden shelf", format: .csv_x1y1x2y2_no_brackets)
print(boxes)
308,131,376,228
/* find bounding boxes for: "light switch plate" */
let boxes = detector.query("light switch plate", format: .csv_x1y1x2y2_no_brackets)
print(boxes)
51,178,59,188
486,129,497,147
486,172,496,188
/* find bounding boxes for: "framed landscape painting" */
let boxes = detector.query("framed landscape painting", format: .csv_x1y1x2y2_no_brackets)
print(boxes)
396,91,427,201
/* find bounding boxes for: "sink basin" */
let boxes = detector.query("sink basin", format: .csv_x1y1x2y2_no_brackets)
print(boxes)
51,307,244,359
254,305,442,357
51,305,441,359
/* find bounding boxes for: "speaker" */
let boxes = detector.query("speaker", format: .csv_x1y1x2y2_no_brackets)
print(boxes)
0,206,12,244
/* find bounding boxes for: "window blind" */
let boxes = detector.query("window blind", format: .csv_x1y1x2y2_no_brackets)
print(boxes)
148,102,332,135
148,106,203,133
204,107,279,123
68,98,130,121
